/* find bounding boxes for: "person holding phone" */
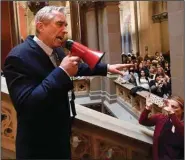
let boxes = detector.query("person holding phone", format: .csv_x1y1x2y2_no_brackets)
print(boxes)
139,95,184,160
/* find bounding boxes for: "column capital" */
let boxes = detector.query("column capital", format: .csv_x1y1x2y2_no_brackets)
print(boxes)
104,2,120,7
79,1,105,11
79,1,95,10
152,12,168,23
104,1,120,7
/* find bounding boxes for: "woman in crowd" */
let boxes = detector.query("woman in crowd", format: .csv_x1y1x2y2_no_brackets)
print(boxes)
139,95,184,160
163,61,171,77
148,65,157,81
135,69,150,91
128,66,137,86
136,62,143,74
150,73,171,98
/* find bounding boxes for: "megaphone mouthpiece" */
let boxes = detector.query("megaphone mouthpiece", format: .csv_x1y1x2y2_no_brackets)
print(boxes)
65,39,74,51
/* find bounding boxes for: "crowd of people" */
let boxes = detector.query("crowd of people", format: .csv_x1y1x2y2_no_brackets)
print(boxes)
118,51,171,98
120,52,184,160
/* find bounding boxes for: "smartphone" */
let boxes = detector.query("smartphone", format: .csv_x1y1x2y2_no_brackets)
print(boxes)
149,94,165,107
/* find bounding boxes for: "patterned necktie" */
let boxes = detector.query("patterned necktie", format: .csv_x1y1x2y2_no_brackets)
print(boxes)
50,51,60,67
54,52,61,66
50,51,77,120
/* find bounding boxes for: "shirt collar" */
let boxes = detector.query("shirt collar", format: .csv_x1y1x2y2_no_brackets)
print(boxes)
33,36,53,56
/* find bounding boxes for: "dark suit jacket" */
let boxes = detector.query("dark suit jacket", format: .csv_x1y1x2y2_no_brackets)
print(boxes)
3,35,107,159
139,108,184,160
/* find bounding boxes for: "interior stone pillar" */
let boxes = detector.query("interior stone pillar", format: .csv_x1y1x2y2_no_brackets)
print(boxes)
101,2,122,103
137,1,151,57
167,1,184,98
102,2,122,64
86,5,98,50
119,4,124,53
137,1,169,56
160,20,169,52
119,1,131,55
84,3,102,99
65,1,72,39
97,2,104,52
70,1,81,42
130,1,139,55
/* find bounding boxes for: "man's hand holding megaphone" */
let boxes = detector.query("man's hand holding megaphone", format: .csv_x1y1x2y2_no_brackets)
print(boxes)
60,53,81,77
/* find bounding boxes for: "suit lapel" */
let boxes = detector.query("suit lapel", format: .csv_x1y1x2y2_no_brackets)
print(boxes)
55,47,66,62
25,36,55,77
25,36,67,77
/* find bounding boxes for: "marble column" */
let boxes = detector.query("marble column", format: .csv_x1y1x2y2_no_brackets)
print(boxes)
119,1,131,55
101,2,122,104
119,6,124,53
85,5,98,50
65,1,72,39
130,1,139,55
125,24,130,53
167,1,184,98
70,1,81,42
85,3,102,99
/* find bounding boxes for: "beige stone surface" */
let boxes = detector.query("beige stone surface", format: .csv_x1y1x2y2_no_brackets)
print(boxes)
150,23,162,53
136,1,170,55
130,1,139,54
102,3,122,65
171,77,184,98
170,35,184,56
75,104,153,144
86,9,98,50
168,11,184,37
168,1,184,98
89,77,102,91
167,1,184,12
161,21,169,52
169,55,184,79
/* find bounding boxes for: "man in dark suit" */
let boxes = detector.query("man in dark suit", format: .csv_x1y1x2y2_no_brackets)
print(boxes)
3,6,133,159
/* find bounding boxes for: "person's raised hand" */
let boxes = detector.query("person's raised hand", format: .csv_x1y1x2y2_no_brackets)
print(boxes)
145,94,153,110
163,100,175,115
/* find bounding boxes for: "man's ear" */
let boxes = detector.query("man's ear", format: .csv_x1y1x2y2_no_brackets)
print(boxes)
36,22,44,33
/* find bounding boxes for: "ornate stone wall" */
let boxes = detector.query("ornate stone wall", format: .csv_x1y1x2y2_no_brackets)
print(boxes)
1,93,17,152
72,119,152,160
136,1,169,56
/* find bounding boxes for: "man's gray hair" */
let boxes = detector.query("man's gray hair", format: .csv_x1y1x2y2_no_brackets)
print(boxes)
35,6,66,34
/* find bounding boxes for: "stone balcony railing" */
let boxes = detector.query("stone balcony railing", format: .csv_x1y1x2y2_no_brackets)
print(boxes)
1,76,153,160
114,78,164,119
72,76,164,117
73,77,90,96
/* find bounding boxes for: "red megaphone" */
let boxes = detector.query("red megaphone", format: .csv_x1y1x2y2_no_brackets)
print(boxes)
64,39,105,69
